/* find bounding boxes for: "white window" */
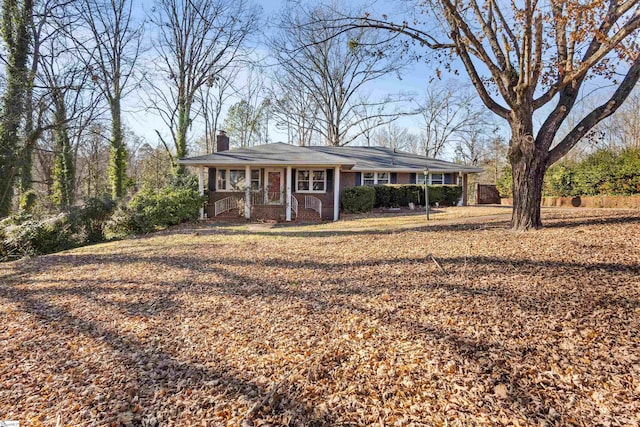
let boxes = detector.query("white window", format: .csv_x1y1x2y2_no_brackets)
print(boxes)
229,170,246,190
312,170,326,191
217,169,246,191
250,169,261,190
361,172,390,185
217,169,227,190
297,169,326,192
416,173,443,185
362,172,375,185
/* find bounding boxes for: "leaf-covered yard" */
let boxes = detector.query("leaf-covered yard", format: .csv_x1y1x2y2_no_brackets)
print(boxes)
1,207,639,426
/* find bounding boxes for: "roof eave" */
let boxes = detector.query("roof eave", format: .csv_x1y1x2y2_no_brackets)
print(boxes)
177,159,355,170
350,167,484,173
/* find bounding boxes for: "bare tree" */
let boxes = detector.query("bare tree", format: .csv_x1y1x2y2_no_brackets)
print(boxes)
269,70,320,146
76,124,110,199
16,0,102,210
38,28,101,209
594,86,640,150
196,67,237,153
481,135,509,184
418,84,493,158
270,2,409,147
335,0,640,229
373,122,421,153
75,0,142,198
134,142,173,191
222,67,267,148
147,0,259,172
354,94,412,147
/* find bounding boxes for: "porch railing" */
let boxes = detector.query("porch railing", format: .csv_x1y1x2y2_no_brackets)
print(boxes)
251,189,284,206
290,195,299,218
304,195,322,219
214,196,240,216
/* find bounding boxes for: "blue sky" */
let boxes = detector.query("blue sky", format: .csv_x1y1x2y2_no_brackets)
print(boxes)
124,0,480,158
127,0,620,159
34,0,632,163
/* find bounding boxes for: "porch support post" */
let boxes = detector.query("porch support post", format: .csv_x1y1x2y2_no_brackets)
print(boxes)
198,167,205,220
462,173,468,206
333,166,340,221
285,166,292,221
245,165,251,219
458,171,463,206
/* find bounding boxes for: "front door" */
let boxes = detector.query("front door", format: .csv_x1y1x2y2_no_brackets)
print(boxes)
265,169,283,205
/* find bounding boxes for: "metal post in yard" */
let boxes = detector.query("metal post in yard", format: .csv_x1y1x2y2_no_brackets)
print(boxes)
423,167,429,220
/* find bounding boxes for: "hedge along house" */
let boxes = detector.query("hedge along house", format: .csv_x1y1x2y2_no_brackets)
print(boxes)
178,131,483,222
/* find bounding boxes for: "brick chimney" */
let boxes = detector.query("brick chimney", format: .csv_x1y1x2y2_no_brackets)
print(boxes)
216,130,229,152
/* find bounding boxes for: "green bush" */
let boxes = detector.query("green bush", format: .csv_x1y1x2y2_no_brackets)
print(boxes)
104,205,137,239
371,184,462,207
1,214,78,259
539,148,640,197
427,186,443,205
1,177,205,259
404,185,423,206
572,150,617,196
573,148,640,196
440,186,463,206
373,185,392,207
341,186,375,213
496,166,513,198
106,177,206,237
76,196,117,243
1,196,117,260
544,163,576,197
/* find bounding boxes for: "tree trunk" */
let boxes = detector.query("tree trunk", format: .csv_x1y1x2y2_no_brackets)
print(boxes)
0,0,33,217
508,113,547,231
175,96,189,175
110,99,127,198
52,91,75,210
19,83,35,193
510,154,546,230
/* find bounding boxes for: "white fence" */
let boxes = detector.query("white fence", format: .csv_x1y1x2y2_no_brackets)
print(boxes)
304,195,322,219
290,195,299,218
214,196,240,216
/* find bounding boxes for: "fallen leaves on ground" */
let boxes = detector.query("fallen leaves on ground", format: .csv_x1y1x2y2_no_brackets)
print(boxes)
1,208,639,426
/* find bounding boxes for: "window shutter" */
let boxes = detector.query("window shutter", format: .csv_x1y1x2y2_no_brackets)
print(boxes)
292,169,296,192
410,173,416,184
208,168,216,191
355,172,361,186
391,172,397,184
326,168,333,191
444,173,453,184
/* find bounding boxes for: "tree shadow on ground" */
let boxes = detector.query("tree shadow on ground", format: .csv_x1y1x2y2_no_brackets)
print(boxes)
3,248,638,315
2,211,639,424
0,282,335,425
542,212,640,229
4,246,639,423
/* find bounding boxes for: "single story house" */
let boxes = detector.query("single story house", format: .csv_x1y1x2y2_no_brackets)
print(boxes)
178,131,483,222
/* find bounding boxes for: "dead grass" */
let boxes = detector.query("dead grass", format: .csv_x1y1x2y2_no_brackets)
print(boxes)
1,207,639,426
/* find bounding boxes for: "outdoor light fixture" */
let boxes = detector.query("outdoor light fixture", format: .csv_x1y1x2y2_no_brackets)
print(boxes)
423,167,430,220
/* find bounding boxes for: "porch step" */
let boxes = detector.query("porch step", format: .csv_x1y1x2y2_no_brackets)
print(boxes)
209,210,242,219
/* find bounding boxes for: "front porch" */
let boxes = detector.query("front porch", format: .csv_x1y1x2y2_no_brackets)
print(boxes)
197,165,342,222
207,191,331,222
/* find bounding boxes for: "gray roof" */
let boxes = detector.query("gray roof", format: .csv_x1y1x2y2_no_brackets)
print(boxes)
179,142,483,173
310,146,483,173
178,142,353,168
